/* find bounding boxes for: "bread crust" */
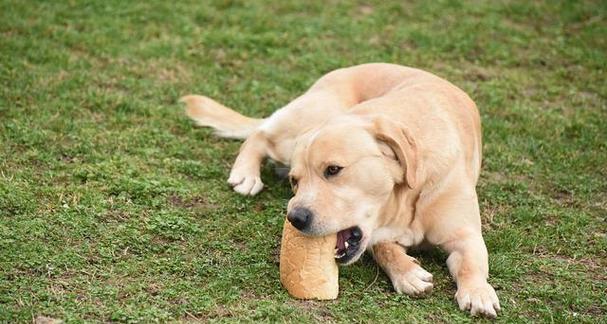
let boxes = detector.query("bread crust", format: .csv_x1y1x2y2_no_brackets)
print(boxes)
279,220,338,300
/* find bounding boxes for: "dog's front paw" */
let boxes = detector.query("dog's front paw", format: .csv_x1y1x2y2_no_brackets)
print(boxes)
228,170,264,196
455,282,500,318
390,264,433,296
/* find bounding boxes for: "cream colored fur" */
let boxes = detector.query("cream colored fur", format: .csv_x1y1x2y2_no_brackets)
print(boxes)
181,63,500,318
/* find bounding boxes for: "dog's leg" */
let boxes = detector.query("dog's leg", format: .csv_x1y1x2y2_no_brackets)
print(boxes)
372,242,433,296
227,131,268,195
441,229,500,318
425,187,500,318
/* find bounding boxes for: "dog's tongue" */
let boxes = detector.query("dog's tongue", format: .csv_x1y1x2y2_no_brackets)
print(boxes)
336,228,352,251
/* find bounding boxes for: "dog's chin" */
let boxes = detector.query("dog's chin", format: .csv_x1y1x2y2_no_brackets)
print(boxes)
334,226,367,265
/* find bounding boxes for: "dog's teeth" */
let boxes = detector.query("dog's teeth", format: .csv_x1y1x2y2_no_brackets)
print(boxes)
345,241,350,249
334,248,339,254
334,252,346,259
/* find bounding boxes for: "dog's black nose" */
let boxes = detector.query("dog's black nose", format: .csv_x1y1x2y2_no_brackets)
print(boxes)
287,207,313,231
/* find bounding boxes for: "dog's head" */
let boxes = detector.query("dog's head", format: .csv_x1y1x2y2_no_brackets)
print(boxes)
286,115,418,265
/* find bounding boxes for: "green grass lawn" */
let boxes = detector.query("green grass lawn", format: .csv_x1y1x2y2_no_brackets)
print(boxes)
1,0,606,322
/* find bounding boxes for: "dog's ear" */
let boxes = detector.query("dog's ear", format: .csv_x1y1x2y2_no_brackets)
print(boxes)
368,116,419,189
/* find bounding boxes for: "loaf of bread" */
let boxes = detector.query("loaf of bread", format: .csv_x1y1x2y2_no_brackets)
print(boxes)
279,220,339,300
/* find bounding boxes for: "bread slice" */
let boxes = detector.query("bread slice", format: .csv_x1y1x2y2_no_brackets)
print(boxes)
279,220,338,300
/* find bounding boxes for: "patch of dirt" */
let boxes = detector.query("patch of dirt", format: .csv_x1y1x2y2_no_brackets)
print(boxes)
271,242,281,265
36,70,69,89
432,61,498,83
481,203,511,230
530,247,607,281
583,305,605,316
150,60,192,84
200,304,235,320
182,291,263,321
168,194,216,210
289,300,336,322
146,282,163,296
551,188,580,208
58,153,75,163
358,5,374,16
465,65,494,81
34,316,63,324
103,209,131,221
253,202,266,212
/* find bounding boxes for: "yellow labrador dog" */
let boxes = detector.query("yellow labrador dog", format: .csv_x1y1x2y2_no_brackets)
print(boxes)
181,63,500,318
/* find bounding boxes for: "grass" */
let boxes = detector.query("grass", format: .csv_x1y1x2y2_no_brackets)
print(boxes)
1,0,606,322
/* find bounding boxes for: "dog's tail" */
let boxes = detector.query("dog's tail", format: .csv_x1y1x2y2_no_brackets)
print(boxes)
180,95,264,139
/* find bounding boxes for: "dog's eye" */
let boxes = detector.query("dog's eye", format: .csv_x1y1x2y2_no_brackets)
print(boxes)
324,165,343,178
289,176,299,192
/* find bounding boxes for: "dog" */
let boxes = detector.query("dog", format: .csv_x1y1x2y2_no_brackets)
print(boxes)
181,63,500,318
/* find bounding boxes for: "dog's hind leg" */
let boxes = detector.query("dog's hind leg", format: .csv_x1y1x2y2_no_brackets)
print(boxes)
227,130,269,195
372,242,434,296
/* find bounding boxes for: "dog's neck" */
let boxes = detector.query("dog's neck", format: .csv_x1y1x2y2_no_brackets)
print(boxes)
376,184,421,228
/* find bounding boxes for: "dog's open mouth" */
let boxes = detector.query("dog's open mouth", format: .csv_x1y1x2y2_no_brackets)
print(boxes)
334,226,363,264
